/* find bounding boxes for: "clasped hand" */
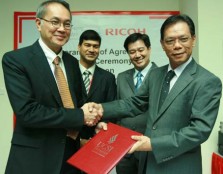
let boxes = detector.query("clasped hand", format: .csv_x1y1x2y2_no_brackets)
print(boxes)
81,102,103,126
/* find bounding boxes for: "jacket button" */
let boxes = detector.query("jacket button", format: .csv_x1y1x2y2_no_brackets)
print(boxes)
152,125,157,130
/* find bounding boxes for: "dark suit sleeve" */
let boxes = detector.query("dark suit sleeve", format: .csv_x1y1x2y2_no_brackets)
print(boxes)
105,73,117,101
116,73,122,100
101,72,117,122
2,51,84,130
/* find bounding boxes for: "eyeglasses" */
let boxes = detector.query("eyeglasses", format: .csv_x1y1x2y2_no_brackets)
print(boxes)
164,36,191,46
40,18,72,30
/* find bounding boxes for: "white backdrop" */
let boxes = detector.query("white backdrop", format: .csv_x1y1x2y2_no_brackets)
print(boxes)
14,11,179,76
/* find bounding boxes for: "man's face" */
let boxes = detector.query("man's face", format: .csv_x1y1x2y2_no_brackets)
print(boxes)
128,40,151,71
36,3,71,53
161,22,196,69
78,40,100,68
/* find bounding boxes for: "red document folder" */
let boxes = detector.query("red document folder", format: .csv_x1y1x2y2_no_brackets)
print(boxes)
67,122,142,174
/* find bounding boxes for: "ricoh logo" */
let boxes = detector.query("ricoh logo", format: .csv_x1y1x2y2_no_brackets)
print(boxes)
105,28,146,36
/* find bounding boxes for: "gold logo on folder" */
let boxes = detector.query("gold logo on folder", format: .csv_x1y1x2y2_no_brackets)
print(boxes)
92,134,119,157
108,134,118,144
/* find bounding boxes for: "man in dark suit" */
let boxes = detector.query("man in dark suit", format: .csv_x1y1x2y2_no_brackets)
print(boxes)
116,33,157,174
93,14,222,174
77,30,117,146
2,1,100,174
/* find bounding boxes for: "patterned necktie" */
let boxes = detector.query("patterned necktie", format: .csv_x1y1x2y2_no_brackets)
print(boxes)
53,56,78,140
158,70,175,110
53,56,74,108
83,70,91,93
135,71,143,91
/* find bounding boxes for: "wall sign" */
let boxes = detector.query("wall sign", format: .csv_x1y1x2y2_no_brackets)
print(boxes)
14,11,179,76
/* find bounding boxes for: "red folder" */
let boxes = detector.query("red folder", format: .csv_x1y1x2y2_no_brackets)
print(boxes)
67,122,142,174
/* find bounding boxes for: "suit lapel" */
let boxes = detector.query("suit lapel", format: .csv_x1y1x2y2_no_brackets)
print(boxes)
31,41,62,106
124,63,158,95
125,69,135,93
142,62,157,85
87,66,101,98
155,59,197,121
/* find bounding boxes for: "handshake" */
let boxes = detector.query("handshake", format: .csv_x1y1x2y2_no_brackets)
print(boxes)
81,102,103,126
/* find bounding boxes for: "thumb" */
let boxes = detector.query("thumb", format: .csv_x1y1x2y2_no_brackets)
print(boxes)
101,123,107,130
131,135,142,141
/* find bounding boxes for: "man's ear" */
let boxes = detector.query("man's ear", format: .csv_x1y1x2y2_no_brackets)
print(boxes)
35,18,41,31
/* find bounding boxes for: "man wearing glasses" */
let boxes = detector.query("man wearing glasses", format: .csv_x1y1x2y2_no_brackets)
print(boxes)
2,1,100,174
93,14,222,174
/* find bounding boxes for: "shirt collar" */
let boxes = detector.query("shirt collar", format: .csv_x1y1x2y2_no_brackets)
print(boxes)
168,57,192,77
79,62,96,75
38,38,63,64
134,62,152,78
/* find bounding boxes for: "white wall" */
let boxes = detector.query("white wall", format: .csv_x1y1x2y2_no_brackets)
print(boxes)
179,0,199,60
1,0,223,174
197,0,223,173
180,0,223,173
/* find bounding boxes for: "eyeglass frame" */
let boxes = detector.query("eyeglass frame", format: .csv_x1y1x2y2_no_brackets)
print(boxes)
39,18,73,30
163,36,192,47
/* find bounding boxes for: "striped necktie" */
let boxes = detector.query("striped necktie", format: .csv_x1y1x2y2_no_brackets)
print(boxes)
83,70,91,93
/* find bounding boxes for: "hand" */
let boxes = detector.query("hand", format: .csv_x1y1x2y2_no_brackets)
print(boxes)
81,103,103,126
86,102,103,126
88,102,103,116
95,122,107,134
128,135,152,154
80,122,107,147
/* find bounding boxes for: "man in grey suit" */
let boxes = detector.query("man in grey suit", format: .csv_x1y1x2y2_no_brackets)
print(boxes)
116,33,157,174
93,14,222,174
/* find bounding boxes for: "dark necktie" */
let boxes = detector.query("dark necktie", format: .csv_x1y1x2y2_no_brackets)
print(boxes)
83,70,91,93
135,71,143,91
158,70,175,110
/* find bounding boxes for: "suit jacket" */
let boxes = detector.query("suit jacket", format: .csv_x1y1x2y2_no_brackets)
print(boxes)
102,59,222,174
116,62,157,134
2,41,84,174
79,65,117,139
